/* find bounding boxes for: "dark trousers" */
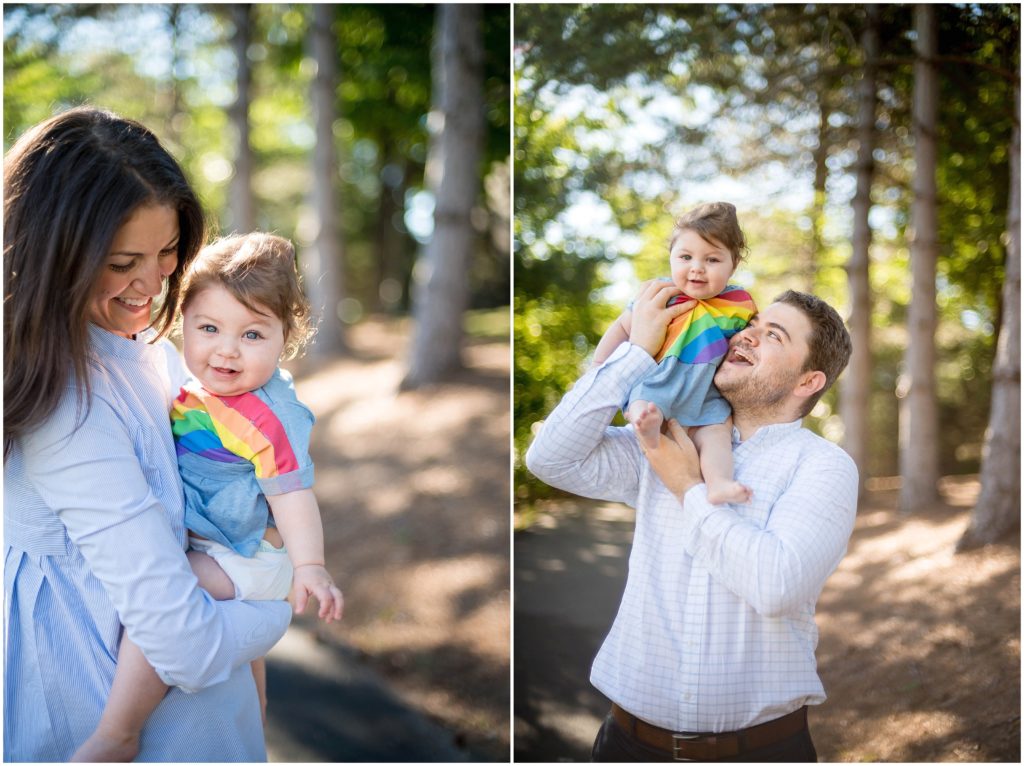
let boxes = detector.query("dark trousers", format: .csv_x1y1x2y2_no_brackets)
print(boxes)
591,712,818,762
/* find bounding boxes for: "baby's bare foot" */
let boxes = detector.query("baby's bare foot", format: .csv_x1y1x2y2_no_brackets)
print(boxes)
70,728,140,763
633,402,665,452
707,480,753,505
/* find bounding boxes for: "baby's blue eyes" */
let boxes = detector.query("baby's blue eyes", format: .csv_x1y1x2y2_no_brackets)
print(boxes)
197,325,263,341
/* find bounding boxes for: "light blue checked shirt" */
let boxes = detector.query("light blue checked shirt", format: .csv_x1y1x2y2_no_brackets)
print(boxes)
527,342,858,733
4,325,291,762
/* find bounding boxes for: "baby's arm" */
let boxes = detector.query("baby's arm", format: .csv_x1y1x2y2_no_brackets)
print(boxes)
268,488,344,622
592,310,633,366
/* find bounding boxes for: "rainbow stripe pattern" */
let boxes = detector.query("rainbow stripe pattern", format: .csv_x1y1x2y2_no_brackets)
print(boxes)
171,383,301,479
655,285,756,364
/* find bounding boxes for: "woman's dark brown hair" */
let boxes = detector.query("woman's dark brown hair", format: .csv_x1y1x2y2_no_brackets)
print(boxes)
3,106,206,457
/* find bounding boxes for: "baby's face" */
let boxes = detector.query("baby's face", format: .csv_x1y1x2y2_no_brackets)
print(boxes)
182,283,285,397
668,229,735,300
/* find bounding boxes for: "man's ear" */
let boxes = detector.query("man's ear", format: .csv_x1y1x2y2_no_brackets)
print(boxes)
793,370,827,404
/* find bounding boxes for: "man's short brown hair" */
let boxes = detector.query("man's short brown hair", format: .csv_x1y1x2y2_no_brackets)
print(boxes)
774,290,852,417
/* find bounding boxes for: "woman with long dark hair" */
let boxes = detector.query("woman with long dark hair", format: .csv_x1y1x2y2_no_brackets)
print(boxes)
3,107,291,761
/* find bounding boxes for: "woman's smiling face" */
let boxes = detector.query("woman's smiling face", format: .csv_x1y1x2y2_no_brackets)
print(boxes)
89,204,180,337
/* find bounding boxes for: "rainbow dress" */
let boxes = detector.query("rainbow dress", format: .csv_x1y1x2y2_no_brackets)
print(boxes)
625,282,756,426
171,368,315,558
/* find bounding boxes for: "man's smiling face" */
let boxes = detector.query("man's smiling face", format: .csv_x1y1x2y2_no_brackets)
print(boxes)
714,301,815,413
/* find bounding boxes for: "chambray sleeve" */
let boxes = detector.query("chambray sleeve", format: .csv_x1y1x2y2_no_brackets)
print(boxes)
525,343,654,507
256,386,316,498
20,389,291,692
678,446,858,618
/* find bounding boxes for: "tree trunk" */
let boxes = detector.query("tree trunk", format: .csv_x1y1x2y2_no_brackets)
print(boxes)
899,4,941,512
841,5,878,500
303,3,346,355
374,143,406,314
229,3,256,234
806,97,829,296
401,4,484,389
166,5,184,153
957,79,1021,550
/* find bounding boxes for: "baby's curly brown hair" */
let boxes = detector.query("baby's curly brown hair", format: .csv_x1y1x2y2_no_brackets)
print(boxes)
669,201,748,266
180,232,314,360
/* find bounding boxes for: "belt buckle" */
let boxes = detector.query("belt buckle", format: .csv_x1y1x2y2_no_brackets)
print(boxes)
671,732,701,761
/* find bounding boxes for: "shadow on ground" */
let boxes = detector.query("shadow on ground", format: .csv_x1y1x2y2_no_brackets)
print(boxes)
514,500,633,762
264,624,472,762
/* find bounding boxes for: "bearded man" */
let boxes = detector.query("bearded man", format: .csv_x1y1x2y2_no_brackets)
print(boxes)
526,285,857,762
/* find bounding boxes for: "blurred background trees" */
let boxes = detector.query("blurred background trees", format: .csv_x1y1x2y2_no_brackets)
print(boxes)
514,4,1019,546
4,2,511,375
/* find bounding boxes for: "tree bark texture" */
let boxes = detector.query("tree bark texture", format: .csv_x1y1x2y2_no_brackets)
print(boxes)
899,4,941,512
304,2,346,355
841,5,878,500
806,96,829,296
402,4,484,389
957,80,1021,550
229,4,255,234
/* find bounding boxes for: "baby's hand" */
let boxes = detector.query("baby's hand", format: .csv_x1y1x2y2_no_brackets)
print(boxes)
291,564,344,623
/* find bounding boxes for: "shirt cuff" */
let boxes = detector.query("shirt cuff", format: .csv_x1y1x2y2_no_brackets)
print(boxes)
679,483,737,554
258,464,315,496
600,342,658,381
597,343,658,418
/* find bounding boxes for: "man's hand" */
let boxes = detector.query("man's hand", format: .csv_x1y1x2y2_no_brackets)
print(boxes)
629,280,696,357
641,418,704,502
290,564,344,623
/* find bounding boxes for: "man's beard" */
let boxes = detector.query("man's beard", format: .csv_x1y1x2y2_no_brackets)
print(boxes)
715,362,801,418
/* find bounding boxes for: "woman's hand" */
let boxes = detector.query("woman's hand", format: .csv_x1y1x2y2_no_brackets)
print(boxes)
290,564,345,623
629,280,696,357
642,418,704,502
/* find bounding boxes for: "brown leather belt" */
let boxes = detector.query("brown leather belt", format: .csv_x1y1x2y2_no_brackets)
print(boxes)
611,703,808,761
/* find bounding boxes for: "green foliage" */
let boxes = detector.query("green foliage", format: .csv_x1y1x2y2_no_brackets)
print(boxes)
3,36,100,137
933,4,1019,323
514,291,618,501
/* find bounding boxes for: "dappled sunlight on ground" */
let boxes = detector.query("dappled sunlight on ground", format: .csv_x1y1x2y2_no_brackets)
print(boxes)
287,316,510,761
814,475,1020,763
347,553,508,654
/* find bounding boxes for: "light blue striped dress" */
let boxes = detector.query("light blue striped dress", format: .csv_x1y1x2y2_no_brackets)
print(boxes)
4,325,292,762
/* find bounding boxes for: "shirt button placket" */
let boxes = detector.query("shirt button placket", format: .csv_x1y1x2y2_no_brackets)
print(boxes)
678,565,707,717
